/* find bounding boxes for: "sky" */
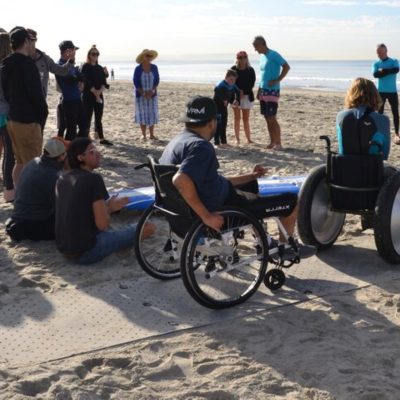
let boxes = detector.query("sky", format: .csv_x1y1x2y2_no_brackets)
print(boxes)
3,0,400,62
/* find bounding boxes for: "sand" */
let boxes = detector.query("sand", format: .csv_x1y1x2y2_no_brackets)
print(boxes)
1,80,400,399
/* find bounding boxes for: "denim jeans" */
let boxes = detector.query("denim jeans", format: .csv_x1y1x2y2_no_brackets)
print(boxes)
76,224,137,265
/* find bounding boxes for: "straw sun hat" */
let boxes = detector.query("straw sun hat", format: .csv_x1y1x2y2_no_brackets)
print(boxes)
136,49,158,64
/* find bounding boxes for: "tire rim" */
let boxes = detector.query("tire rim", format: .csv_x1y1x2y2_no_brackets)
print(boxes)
310,177,345,245
390,187,400,254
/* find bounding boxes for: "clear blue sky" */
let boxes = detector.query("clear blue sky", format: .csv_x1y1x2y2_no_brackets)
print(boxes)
3,0,400,61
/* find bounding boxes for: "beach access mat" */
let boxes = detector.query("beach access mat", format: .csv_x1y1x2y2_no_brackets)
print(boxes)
111,175,306,211
1,232,400,368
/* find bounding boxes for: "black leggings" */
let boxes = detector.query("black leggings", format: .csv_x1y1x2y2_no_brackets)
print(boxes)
82,93,104,139
379,92,399,134
62,99,88,141
214,106,228,145
0,125,15,190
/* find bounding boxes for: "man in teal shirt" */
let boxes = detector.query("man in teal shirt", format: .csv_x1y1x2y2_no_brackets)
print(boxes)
372,43,399,142
252,35,290,150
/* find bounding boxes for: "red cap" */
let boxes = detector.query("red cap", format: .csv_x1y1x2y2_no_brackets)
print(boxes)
236,51,248,59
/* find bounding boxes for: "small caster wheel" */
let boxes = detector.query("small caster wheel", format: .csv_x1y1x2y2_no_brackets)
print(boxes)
264,268,285,291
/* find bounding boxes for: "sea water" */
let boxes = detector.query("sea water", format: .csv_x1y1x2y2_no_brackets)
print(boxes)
102,59,399,92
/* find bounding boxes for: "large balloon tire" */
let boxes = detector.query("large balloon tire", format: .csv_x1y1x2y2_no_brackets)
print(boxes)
374,171,400,264
298,165,345,249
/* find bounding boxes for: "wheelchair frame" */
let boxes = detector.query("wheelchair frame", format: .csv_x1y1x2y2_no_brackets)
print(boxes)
134,155,307,309
298,135,400,264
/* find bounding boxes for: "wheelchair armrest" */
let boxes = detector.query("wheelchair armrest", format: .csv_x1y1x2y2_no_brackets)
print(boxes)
153,204,181,217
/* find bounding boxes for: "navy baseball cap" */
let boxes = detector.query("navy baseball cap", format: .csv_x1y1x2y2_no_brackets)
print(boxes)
59,40,79,52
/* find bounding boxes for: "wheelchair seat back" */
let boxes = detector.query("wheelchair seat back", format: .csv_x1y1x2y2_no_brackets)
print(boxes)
147,156,195,238
328,110,384,212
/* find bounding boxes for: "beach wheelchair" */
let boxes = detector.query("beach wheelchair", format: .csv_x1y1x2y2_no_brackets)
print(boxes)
298,135,400,264
134,155,312,309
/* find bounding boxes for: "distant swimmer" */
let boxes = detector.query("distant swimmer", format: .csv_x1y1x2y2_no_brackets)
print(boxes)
372,43,399,143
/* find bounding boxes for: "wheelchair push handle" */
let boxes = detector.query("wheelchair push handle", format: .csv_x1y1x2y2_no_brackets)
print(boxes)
319,135,332,153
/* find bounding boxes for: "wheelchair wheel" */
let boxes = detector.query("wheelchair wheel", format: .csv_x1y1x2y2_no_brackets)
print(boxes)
298,164,345,249
180,209,268,309
264,269,285,291
374,171,400,264
134,203,181,280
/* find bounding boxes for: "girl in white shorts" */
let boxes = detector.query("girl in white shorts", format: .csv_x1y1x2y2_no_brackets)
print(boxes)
230,51,256,145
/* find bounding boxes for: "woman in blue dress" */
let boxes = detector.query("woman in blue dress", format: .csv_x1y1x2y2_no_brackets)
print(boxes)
133,49,159,141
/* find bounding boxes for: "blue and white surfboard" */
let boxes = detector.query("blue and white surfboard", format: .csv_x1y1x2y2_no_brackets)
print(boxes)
111,175,307,211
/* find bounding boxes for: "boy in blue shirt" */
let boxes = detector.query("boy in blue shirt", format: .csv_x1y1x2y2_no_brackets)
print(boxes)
213,69,240,148
372,43,399,142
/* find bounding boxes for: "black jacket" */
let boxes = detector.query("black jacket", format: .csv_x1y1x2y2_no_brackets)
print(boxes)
1,52,48,124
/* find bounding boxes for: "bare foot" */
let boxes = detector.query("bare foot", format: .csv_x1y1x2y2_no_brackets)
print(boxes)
235,140,240,146
220,143,231,148
140,136,147,141
266,143,275,149
394,135,400,145
247,139,254,144
273,144,283,150
149,136,159,140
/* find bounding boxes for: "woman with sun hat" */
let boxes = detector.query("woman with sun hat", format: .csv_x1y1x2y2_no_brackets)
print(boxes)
133,49,159,141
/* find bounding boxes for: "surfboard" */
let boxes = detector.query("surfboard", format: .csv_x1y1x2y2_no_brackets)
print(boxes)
112,175,307,211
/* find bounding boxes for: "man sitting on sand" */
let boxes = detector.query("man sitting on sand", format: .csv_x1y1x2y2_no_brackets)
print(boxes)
55,137,154,264
5,138,67,241
159,96,314,256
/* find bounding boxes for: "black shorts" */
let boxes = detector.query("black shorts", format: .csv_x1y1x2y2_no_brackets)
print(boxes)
260,100,278,117
223,182,297,219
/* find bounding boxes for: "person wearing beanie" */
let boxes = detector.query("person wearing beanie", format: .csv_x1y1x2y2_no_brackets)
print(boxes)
5,138,66,241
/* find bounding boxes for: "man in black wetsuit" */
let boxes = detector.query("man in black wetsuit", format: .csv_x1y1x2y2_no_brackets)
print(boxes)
372,43,399,143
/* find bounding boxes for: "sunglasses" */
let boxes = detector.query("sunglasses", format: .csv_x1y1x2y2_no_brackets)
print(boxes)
90,52,99,56
83,148,99,155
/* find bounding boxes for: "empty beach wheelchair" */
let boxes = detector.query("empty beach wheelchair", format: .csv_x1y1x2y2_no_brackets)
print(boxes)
298,133,400,263
134,155,314,309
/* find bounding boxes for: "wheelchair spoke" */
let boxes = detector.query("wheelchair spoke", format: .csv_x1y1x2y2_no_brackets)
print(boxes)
135,205,182,279
181,210,268,308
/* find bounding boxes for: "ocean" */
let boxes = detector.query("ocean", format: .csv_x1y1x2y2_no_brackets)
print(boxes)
102,59,399,92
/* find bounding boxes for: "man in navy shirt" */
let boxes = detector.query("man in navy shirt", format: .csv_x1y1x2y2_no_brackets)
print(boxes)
56,40,87,141
372,43,399,142
160,96,299,240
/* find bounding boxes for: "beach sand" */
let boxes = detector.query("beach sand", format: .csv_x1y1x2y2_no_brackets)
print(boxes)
1,81,400,399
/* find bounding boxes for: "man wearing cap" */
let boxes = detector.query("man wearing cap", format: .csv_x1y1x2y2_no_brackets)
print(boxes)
159,96,299,239
0,26,48,186
252,35,290,150
5,138,66,241
56,40,87,141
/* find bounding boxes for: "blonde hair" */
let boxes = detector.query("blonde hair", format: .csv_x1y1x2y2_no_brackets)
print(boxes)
345,77,382,111
0,32,11,61
235,58,250,69
86,44,99,64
